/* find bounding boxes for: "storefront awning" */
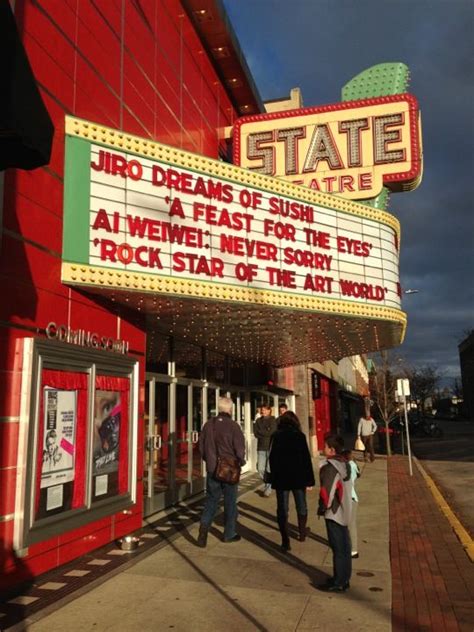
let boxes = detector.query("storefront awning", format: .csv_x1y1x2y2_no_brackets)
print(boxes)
0,3,54,170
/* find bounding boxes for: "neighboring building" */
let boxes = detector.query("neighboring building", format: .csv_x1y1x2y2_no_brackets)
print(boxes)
1,1,408,590
274,356,368,454
459,331,474,420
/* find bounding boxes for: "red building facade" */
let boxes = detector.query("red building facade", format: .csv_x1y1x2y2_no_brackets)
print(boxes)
1,1,411,592
1,0,260,590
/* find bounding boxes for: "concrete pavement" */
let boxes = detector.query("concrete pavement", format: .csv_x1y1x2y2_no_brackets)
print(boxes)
20,459,391,632
3,449,473,631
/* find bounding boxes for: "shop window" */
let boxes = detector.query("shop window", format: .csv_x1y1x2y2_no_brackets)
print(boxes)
15,338,138,550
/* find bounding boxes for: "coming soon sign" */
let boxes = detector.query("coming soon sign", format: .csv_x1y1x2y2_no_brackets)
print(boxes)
233,94,422,200
62,116,402,313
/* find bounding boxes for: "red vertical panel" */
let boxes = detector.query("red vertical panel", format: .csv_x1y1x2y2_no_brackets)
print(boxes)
0,423,20,470
23,5,76,79
2,0,243,589
76,7,122,96
0,467,17,516
123,54,155,136
75,56,121,126
124,2,156,83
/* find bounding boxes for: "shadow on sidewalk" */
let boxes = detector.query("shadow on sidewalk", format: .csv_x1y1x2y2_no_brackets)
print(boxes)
159,506,330,591
158,528,270,631
151,508,392,629
238,500,329,546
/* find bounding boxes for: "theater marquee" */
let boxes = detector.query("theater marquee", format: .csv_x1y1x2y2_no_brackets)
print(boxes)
233,94,422,200
62,116,406,366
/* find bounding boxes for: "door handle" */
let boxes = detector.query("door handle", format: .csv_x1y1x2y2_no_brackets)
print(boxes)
147,435,162,450
192,431,199,443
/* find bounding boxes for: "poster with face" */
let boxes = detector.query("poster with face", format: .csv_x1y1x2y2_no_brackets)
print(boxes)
93,390,121,479
41,389,77,489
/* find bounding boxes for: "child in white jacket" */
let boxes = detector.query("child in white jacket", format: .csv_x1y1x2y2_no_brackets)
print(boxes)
343,448,361,559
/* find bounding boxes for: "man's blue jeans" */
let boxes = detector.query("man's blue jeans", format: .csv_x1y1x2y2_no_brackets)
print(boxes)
200,474,238,540
325,518,352,587
257,450,271,494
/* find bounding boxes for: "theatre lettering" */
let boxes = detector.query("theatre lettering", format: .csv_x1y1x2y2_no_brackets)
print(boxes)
233,94,422,199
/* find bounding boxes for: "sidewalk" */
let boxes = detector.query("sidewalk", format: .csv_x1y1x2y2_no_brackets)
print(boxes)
3,454,472,632
4,460,392,632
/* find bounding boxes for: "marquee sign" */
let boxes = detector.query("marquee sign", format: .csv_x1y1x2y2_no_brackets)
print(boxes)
62,117,406,365
233,94,422,200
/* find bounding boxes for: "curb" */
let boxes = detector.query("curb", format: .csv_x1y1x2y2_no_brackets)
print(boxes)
413,457,474,562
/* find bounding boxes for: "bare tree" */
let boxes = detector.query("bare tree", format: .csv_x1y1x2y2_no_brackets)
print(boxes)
368,351,404,456
403,365,441,414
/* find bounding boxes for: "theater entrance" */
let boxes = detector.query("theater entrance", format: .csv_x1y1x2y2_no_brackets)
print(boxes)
143,371,294,516
144,374,207,516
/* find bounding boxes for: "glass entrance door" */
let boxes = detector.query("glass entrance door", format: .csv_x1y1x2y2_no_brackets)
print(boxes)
144,375,206,516
191,385,205,494
227,390,252,473
144,376,173,515
175,382,190,499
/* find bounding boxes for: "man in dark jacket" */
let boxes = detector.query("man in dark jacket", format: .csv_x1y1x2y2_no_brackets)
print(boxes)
197,397,245,547
253,404,277,496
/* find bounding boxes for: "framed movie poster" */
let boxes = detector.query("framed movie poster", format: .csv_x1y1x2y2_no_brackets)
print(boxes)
92,390,121,498
92,376,130,502
15,338,138,550
41,389,77,489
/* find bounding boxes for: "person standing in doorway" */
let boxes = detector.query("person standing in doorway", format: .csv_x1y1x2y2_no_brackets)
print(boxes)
357,414,377,463
317,434,353,592
197,397,245,547
269,411,315,551
253,404,277,497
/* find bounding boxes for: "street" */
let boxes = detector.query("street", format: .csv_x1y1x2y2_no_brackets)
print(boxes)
411,420,474,537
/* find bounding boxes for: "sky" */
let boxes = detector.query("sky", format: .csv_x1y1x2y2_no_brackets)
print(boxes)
222,0,474,383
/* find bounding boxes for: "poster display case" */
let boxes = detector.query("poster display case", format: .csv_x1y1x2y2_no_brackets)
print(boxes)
14,338,139,550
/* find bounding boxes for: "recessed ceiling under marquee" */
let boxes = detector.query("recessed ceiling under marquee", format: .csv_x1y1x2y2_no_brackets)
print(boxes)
63,268,405,367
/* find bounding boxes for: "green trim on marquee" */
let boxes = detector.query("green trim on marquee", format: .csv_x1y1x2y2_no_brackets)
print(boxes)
63,135,91,264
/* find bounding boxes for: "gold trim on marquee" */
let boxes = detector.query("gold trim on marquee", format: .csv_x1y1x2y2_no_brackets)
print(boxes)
65,116,401,239
62,262,407,334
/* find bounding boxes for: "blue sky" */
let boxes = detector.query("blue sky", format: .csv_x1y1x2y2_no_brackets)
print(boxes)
223,0,474,381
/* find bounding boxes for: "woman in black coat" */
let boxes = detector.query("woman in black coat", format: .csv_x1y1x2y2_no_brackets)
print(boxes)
269,411,315,552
